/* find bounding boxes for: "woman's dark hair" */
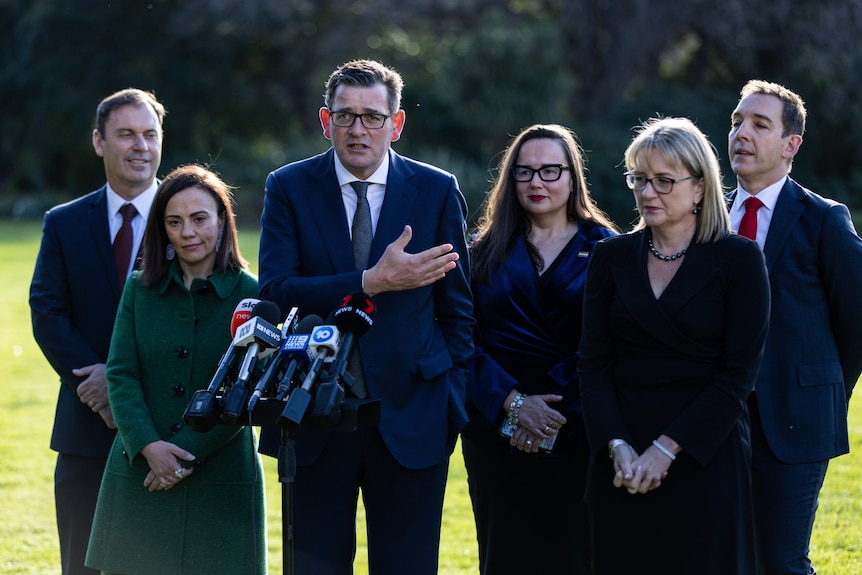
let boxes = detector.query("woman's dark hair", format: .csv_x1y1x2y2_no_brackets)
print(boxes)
470,124,618,284
140,164,247,286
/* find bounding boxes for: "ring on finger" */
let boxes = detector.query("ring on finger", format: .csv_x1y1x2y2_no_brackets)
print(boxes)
526,440,533,446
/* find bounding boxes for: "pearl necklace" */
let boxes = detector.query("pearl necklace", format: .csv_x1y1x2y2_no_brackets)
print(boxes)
648,232,687,261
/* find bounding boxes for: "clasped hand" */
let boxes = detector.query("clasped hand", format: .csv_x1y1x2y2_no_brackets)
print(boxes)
611,443,671,494
73,363,116,429
362,225,458,296
509,394,567,454
141,440,197,493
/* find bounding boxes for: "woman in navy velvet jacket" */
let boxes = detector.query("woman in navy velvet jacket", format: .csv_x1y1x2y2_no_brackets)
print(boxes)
461,124,617,575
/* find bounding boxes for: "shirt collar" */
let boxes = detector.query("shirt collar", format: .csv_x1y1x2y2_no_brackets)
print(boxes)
106,180,158,218
733,175,786,214
333,151,390,187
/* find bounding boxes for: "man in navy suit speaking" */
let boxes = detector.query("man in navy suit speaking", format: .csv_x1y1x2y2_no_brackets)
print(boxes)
30,88,165,575
258,59,473,574
727,80,862,575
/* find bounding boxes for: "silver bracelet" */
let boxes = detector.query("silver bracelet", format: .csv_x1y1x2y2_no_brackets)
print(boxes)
507,393,525,426
652,439,677,461
608,438,628,460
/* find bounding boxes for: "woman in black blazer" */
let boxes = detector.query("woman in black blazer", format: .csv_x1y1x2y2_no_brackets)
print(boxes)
578,117,770,575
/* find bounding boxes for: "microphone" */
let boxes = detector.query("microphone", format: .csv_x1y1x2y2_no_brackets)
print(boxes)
230,297,260,337
247,307,301,412
278,320,343,430
328,292,375,389
311,292,376,420
273,314,324,401
184,297,260,432
220,300,282,424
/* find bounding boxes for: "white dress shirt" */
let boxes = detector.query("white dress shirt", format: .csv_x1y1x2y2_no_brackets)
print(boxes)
106,181,157,276
729,176,786,250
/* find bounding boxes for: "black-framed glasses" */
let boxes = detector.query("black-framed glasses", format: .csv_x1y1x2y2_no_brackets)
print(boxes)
624,172,698,195
511,164,570,182
328,110,391,129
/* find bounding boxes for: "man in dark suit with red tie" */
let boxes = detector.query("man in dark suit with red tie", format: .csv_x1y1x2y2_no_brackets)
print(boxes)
259,59,474,575
728,79,862,575
29,88,165,575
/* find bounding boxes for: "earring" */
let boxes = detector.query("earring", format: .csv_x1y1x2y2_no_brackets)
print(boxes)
166,243,175,260
692,206,700,214
215,229,223,253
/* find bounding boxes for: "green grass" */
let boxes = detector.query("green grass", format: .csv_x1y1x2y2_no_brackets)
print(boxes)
2,218,860,573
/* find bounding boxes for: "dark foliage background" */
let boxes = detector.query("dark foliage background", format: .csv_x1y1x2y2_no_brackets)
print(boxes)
3,0,861,229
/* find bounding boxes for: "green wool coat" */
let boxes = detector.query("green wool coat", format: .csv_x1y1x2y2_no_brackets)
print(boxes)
86,265,266,575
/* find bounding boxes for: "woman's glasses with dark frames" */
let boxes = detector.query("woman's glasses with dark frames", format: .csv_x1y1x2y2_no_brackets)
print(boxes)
511,164,570,182
624,172,698,194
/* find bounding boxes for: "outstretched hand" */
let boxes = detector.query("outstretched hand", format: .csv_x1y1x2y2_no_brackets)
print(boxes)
362,225,459,296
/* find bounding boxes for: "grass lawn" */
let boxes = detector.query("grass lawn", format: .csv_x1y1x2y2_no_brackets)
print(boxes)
1,218,860,573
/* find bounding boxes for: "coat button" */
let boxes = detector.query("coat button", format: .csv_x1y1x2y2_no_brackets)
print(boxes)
173,384,185,397
170,423,184,435
176,346,189,358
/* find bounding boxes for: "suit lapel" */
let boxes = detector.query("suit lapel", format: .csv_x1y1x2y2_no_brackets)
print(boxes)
725,190,737,212
86,187,121,298
763,179,805,273
612,233,715,356
307,149,419,272
374,151,418,259
308,150,355,272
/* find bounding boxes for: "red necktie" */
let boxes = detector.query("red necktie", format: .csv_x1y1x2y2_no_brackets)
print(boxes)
738,197,763,241
113,203,138,291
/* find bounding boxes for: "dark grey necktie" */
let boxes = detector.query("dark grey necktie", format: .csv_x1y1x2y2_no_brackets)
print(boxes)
351,181,372,271
348,181,371,398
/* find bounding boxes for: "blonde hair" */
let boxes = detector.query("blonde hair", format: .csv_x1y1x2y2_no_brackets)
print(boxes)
625,117,730,243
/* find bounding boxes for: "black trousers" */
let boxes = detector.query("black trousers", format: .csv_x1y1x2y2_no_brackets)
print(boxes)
55,453,107,575
462,436,591,575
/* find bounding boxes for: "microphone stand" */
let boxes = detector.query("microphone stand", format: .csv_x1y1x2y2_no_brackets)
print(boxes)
233,395,380,575
277,427,297,575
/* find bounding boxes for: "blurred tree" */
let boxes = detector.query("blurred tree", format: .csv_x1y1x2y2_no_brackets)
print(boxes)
2,0,861,229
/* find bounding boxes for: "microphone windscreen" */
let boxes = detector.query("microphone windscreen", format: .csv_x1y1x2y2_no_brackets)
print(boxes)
252,300,281,326
334,292,375,337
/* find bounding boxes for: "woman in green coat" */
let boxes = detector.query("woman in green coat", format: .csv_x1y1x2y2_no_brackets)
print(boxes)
86,165,266,575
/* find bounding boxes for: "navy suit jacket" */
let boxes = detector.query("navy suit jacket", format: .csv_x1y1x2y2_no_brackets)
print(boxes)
30,186,139,457
258,148,474,469
730,178,862,463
